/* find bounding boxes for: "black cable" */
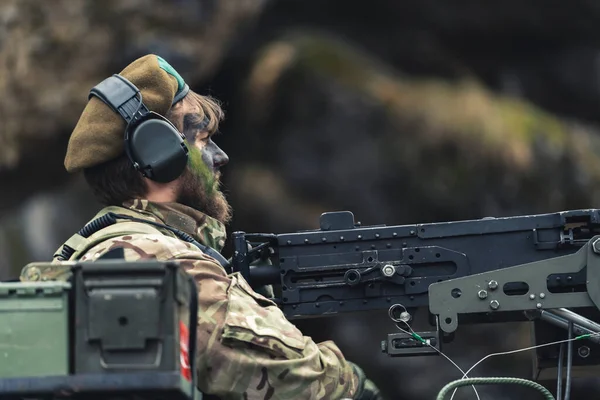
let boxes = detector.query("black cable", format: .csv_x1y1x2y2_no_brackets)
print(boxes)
564,321,573,400
78,213,117,238
557,342,564,399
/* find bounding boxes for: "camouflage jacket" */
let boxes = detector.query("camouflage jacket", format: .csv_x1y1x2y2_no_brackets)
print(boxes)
20,200,359,400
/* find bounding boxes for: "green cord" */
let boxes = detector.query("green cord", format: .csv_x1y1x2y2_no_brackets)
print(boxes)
436,377,555,400
412,332,426,343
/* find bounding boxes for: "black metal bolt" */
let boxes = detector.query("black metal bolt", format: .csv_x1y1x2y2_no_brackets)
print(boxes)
490,300,500,310
488,280,498,290
478,290,488,299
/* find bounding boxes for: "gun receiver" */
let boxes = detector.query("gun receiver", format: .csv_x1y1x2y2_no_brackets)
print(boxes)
231,209,600,370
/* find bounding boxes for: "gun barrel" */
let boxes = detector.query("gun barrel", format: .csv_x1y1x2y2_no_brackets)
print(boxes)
248,265,280,287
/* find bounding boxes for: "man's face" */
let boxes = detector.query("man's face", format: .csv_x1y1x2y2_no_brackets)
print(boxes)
174,105,232,224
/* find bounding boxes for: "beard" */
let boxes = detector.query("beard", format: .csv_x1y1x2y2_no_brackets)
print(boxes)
176,165,232,225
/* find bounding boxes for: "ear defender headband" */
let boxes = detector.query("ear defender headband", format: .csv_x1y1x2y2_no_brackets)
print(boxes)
88,74,189,183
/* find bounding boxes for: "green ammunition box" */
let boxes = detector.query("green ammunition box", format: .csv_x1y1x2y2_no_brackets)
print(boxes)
0,281,71,378
0,259,202,400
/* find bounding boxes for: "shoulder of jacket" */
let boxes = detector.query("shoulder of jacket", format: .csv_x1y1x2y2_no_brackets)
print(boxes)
52,205,195,262
80,230,203,262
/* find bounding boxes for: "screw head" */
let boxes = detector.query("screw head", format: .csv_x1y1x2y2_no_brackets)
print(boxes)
490,300,500,310
399,311,412,323
488,280,498,290
578,346,591,358
539,293,546,299
536,303,542,309
529,294,536,300
478,290,488,299
382,265,395,277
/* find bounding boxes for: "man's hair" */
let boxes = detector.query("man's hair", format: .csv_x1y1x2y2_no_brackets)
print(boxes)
83,91,224,206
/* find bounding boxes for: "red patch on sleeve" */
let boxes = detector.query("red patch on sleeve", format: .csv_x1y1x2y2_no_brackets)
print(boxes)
179,320,192,381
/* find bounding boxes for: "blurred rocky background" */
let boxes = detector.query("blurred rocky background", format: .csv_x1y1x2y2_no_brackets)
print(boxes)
2,0,600,398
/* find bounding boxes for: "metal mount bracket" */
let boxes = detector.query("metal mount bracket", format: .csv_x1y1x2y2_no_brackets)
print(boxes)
429,236,600,333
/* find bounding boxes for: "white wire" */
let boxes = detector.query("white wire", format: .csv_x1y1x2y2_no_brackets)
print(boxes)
395,323,481,400
447,331,600,400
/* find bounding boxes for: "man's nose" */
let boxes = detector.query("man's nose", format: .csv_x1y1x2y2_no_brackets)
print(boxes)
213,143,229,168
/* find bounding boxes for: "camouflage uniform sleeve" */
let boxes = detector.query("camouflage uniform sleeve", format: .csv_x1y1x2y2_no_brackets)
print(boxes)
80,233,360,400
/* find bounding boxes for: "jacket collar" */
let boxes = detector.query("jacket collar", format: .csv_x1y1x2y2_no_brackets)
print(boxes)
122,199,227,252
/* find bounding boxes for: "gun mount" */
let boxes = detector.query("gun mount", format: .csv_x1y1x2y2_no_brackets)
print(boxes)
231,209,600,378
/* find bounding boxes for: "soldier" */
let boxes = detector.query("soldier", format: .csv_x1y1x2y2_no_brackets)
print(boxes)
20,54,382,400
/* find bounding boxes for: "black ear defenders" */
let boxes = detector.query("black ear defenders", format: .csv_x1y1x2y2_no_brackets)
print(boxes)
89,74,189,183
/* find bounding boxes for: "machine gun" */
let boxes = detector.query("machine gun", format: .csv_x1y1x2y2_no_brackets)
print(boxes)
4,208,600,399
229,208,600,381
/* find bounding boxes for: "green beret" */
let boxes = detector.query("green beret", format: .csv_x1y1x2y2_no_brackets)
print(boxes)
64,54,189,172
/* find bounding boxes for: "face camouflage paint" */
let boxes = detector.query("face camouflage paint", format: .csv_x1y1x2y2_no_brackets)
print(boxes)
187,143,219,198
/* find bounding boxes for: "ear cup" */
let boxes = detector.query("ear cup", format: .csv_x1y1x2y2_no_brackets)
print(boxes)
127,116,189,183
